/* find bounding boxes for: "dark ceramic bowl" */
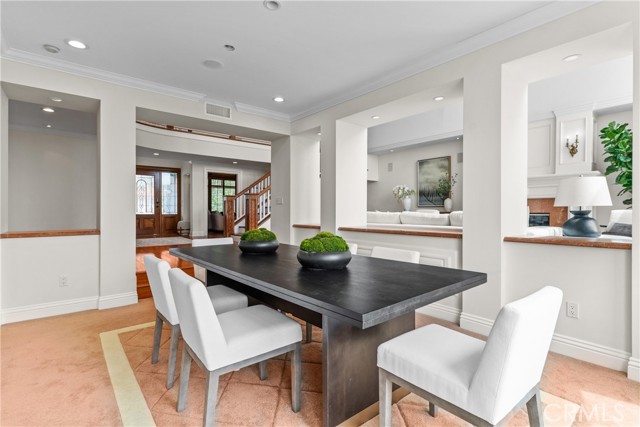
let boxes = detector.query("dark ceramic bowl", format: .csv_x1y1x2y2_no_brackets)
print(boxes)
297,250,352,270
238,239,279,254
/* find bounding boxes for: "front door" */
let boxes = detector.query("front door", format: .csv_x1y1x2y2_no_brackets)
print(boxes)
136,167,181,237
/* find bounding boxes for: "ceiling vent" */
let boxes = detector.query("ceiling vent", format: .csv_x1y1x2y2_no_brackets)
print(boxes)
205,103,231,119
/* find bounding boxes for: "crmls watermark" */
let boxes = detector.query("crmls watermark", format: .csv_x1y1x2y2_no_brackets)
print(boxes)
544,402,627,424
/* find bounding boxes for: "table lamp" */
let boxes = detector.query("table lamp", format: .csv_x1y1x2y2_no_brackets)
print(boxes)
554,175,612,237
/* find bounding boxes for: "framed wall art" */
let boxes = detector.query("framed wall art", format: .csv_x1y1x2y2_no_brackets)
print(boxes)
417,156,451,207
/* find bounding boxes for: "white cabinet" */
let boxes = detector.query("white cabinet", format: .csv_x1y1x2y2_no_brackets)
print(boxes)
528,119,555,176
367,154,379,181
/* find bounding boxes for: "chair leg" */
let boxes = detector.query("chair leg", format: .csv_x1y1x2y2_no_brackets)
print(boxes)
291,342,301,412
305,322,313,343
151,313,163,364
166,324,180,389
379,369,392,427
203,371,219,427
177,346,192,412
428,401,438,417
259,360,268,380
526,390,544,427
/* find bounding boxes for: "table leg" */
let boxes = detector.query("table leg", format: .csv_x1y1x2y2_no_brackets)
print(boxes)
322,312,414,427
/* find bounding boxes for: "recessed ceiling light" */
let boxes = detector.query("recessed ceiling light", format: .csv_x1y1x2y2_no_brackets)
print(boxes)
563,54,581,62
456,137,460,140
273,96,285,103
233,161,238,164
263,0,280,11
153,152,160,156
42,107,55,113
390,149,394,152
65,39,87,49
45,124,52,128
202,59,224,69
49,97,62,102
224,44,236,52
317,132,322,136
371,115,380,120
43,44,60,54
433,96,445,101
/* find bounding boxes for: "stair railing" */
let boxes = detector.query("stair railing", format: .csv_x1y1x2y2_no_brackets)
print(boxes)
224,172,271,236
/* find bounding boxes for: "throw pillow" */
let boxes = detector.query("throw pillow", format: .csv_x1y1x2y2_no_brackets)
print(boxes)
602,222,632,237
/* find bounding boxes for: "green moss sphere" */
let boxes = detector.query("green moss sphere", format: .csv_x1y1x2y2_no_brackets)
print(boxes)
241,228,277,242
300,232,349,253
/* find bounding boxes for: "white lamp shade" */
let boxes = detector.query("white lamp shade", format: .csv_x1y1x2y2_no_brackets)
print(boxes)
554,176,612,208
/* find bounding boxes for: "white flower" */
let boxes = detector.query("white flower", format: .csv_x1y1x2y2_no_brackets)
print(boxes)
392,185,416,201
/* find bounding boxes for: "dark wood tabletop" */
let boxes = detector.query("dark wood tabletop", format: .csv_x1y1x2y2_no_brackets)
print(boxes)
170,243,487,328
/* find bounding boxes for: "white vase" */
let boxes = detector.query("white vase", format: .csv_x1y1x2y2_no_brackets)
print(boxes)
444,198,453,212
402,197,412,211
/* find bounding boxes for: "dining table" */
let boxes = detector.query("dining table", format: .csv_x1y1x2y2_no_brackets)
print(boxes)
170,243,487,427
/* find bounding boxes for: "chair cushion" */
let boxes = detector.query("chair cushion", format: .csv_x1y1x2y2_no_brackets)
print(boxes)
214,305,302,370
603,222,632,237
378,324,484,408
606,210,632,231
206,285,248,315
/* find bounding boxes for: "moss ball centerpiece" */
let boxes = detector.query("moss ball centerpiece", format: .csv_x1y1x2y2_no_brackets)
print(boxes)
297,232,351,269
238,228,279,254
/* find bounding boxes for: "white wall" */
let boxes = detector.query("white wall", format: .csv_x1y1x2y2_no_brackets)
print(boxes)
505,242,632,371
291,134,320,225
368,140,463,212
8,127,98,231
1,235,100,323
270,136,292,243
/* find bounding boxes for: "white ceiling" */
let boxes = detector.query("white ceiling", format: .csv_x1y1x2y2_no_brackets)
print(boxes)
1,1,595,122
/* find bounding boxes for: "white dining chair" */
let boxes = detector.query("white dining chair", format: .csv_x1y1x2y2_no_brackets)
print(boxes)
370,246,420,264
192,237,234,283
169,268,302,427
347,242,358,255
378,286,563,427
143,255,248,389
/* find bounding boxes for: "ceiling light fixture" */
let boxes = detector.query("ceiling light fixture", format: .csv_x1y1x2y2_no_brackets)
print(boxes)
42,107,55,113
66,39,87,49
317,132,322,136
202,59,224,69
433,96,445,101
224,44,236,51
49,97,62,102
46,124,52,128
43,44,60,54
390,149,394,152
273,96,285,103
563,54,581,62
371,115,380,120
263,0,281,11
233,161,238,164
153,152,160,156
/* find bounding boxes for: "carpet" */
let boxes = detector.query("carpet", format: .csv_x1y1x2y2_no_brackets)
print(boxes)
136,237,193,247
103,322,582,427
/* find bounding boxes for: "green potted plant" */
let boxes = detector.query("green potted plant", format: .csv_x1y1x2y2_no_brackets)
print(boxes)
436,173,458,212
600,121,632,207
297,231,351,269
238,228,279,254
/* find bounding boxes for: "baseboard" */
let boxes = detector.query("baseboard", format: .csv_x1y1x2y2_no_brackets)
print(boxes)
416,302,461,323
459,312,493,336
551,333,631,372
458,311,634,374
98,292,138,310
627,357,640,382
1,296,98,324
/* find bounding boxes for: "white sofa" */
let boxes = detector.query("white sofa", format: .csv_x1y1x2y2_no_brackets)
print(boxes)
367,210,463,232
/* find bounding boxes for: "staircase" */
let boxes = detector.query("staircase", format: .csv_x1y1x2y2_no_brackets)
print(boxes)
224,172,271,236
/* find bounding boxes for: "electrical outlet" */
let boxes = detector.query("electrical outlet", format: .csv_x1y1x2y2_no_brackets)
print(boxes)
566,301,579,318
59,276,69,287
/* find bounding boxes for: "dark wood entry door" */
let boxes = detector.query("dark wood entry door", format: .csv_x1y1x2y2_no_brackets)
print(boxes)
136,167,181,237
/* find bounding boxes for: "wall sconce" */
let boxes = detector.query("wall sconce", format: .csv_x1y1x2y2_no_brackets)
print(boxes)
566,134,579,157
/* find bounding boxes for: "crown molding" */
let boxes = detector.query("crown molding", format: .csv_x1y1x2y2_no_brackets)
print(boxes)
234,102,290,122
1,47,206,101
290,1,600,122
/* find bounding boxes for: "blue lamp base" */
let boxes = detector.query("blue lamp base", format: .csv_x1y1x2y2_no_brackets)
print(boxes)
562,210,601,238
